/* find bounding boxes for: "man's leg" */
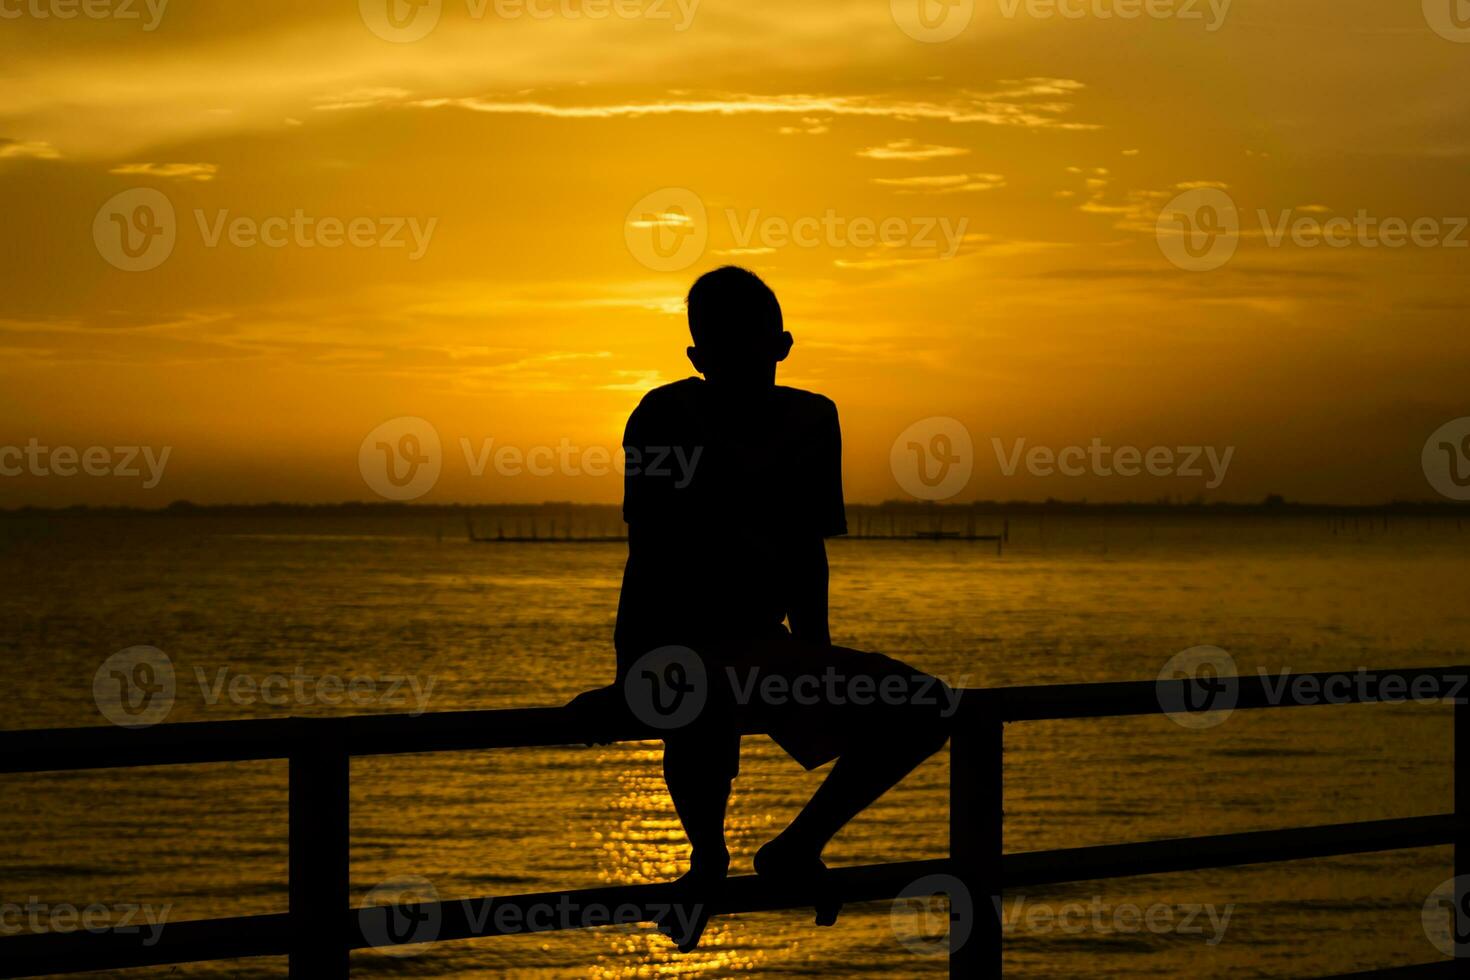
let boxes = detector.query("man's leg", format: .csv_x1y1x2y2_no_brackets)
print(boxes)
658,728,739,952
663,731,738,877
760,720,948,863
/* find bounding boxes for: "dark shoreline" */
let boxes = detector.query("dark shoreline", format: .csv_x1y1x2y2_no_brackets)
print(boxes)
4,498,1469,518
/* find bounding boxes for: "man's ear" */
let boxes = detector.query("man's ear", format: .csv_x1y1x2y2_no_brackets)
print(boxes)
774,331,794,363
686,345,704,375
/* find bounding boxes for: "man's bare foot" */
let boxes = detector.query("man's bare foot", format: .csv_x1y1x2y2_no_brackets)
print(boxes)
753,837,842,926
658,849,728,952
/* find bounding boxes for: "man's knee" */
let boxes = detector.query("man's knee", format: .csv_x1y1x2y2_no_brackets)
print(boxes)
905,677,952,757
664,733,740,783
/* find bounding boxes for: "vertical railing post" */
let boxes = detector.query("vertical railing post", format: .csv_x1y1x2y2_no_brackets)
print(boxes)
289,722,350,980
1456,692,1468,970
951,693,1003,978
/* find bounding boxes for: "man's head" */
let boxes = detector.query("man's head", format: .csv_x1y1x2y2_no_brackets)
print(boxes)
685,266,793,387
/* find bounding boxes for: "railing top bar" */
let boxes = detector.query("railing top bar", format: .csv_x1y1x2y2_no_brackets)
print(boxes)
2,665,1463,773
994,664,1469,722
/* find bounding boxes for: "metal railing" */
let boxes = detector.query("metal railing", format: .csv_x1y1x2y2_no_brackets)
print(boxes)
1,666,1466,978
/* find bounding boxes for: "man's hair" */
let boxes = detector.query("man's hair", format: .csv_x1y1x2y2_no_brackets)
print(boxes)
686,266,783,349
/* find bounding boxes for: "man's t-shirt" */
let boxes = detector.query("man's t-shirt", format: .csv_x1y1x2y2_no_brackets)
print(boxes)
614,378,846,669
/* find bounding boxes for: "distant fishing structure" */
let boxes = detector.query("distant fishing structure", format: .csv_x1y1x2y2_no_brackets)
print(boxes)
465,516,627,543
466,512,1010,553
847,512,1008,554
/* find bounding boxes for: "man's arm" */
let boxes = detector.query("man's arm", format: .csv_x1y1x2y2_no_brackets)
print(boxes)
786,535,831,646
786,396,843,646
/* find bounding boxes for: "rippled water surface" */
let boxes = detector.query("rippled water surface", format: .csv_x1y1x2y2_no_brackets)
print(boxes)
3,511,1468,977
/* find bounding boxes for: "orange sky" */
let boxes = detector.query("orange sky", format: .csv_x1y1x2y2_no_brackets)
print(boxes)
1,0,1467,506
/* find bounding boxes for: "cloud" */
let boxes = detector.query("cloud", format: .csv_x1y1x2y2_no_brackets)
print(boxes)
0,140,61,160
777,117,830,135
872,173,1007,194
313,87,413,111
407,81,1098,130
858,139,971,161
109,163,219,182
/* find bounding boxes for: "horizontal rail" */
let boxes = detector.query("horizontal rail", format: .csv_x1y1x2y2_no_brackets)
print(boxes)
3,666,1463,773
0,814,1453,978
1326,964,1460,978
997,666,1468,722
0,913,290,978
1006,814,1456,887
0,708,661,773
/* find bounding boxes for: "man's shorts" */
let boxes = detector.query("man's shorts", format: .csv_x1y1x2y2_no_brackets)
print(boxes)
666,630,953,775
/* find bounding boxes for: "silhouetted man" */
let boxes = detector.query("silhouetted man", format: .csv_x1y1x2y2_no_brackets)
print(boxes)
578,266,950,950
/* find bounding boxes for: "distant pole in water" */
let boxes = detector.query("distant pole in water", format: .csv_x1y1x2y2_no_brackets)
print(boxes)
1003,518,1010,544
